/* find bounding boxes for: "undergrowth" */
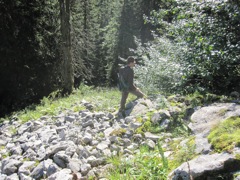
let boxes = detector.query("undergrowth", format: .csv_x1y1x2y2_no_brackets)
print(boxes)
106,144,169,180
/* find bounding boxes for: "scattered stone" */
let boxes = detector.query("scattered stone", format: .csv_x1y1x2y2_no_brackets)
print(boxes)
144,132,161,142
0,100,239,180
48,168,73,180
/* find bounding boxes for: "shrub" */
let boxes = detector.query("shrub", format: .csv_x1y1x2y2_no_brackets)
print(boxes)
133,36,184,95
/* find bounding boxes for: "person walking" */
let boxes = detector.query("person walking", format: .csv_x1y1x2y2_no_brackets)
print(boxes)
118,56,145,117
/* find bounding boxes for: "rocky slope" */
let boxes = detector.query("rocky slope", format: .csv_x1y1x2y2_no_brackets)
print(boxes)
0,98,240,180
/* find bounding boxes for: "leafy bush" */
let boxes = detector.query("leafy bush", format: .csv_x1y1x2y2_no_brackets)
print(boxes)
133,36,184,95
134,0,240,95
176,1,240,94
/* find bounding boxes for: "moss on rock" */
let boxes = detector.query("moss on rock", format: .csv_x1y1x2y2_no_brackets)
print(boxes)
208,116,240,152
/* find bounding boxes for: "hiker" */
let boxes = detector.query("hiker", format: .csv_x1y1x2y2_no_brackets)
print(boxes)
118,56,145,117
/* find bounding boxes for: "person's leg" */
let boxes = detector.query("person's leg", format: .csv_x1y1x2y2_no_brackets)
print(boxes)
118,91,129,118
130,88,144,99
120,91,129,111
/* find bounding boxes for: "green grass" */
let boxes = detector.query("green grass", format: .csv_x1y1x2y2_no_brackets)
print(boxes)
2,85,137,123
168,136,197,171
208,116,240,152
106,144,168,180
0,85,137,125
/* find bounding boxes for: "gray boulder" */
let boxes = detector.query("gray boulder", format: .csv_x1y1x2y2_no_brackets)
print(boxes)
126,98,155,116
189,103,240,154
169,152,240,180
1,158,22,175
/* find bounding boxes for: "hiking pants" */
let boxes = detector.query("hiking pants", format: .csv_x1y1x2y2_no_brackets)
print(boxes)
120,88,144,110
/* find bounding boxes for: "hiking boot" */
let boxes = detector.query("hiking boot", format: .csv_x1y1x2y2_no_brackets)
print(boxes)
121,111,126,118
118,110,126,118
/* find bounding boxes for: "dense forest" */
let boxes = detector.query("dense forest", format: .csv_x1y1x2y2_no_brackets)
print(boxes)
0,0,239,117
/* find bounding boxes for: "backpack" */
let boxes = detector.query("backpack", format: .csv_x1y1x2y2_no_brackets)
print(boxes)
117,67,129,92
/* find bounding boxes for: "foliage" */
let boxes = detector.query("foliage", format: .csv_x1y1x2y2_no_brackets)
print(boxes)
208,116,240,152
71,0,97,85
133,36,184,95
106,145,168,180
171,0,240,94
0,0,61,117
135,0,240,95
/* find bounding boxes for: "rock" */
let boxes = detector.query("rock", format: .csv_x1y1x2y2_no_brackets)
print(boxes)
36,146,46,161
45,141,73,158
94,112,105,119
32,120,44,131
169,152,240,180
68,158,82,173
151,110,170,124
144,132,161,142
46,163,60,177
20,142,34,153
5,173,19,180
0,174,7,180
10,145,23,156
141,139,155,149
129,122,142,130
17,122,33,135
23,148,37,161
132,134,142,143
38,127,57,144
189,103,240,135
0,139,7,146
122,138,131,147
82,120,94,128
64,116,75,123
18,161,36,175
96,141,110,151
123,149,133,155
19,173,32,180
1,98,239,180
48,168,73,180
53,151,69,168
30,161,45,180
126,99,155,116
194,133,212,154
80,163,91,176
1,158,22,175
160,119,170,129
189,103,240,155
87,156,103,167
82,133,93,144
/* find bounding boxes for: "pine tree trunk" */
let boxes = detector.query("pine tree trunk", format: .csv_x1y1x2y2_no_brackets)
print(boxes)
59,0,74,94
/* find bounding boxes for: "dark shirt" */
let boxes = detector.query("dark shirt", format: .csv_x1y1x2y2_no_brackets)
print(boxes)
121,66,136,91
